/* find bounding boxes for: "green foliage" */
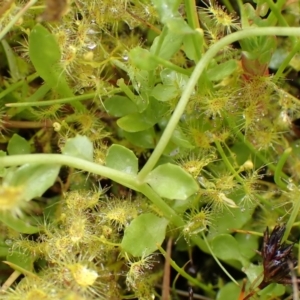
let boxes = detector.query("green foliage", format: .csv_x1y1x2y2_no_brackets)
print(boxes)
106,144,138,175
7,134,31,155
145,163,199,200
121,213,169,257
62,135,94,161
1,0,300,299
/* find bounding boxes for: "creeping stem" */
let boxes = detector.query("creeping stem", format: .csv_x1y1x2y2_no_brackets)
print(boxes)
138,27,300,181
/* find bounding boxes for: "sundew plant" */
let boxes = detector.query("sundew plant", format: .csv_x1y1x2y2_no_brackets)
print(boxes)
1,0,300,299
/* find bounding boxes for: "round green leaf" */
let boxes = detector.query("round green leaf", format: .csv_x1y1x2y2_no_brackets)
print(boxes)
104,95,138,117
129,47,157,71
258,283,285,298
123,129,155,149
211,234,242,262
117,112,157,132
117,98,167,132
207,59,238,81
62,135,93,161
106,144,138,175
150,28,183,60
166,18,194,34
216,282,240,300
207,191,254,238
29,24,72,97
6,250,35,272
0,212,39,234
121,213,169,257
145,163,199,200
235,233,259,260
151,84,178,102
7,134,31,155
4,164,60,202
29,25,84,111
152,0,180,24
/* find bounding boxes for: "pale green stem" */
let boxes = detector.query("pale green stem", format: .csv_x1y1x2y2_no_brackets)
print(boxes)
153,26,168,57
6,89,121,108
0,270,21,291
0,0,38,40
157,244,214,294
274,148,291,191
274,40,300,82
0,154,210,254
138,27,300,181
151,55,192,76
282,188,300,243
267,0,286,25
0,73,39,100
264,0,297,46
222,0,234,13
0,154,201,248
183,0,202,61
202,233,239,286
117,79,138,104
0,154,139,190
139,184,185,229
214,140,244,184
6,93,94,107
264,0,291,27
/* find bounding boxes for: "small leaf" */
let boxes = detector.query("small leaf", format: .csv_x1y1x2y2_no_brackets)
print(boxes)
1,39,21,81
145,163,199,200
258,283,285,298
29,24,84,110
166,18,194,35
129,47,158,71
106,144,138,175
211,234,241,262
0,151,7,176
123,129,156,149
171,128,195,149
3,261,38,278
121,213,169,257
104,95,138,117
7,134,31,155
117,112,156,132
216,282,240,300
151,84,178,101
207,59,238,81
152,0,180,23
0,212,39,233
235,233,259,260
29,24,72,97
183,31,204,61
117,98,167,132
62,135,93,161
6,250,35,272
150,28,183,60
4,164,60,202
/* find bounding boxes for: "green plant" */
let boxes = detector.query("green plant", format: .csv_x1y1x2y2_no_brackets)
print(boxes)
1,0,300,299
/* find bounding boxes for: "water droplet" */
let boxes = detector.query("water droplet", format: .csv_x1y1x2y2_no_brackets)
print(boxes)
86,42,97,50
5,239,12,245
287,181,295,191
122,51,129,61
